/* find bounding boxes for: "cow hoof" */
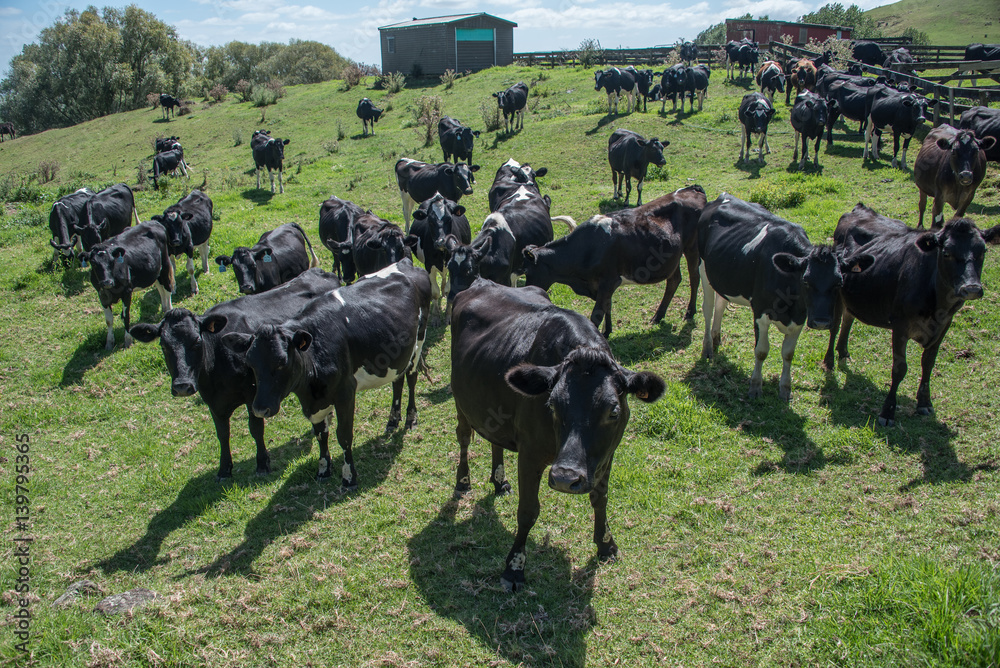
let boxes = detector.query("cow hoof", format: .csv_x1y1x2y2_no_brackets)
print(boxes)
779,390,792,403
404,412,418,431
383,419,400,436
454,480,471,494
683,310,696,321
215,471,233,483
255,463,271,476
877,416,895,428
598,541,619,561
341,480,358,491
500,570,525,593
494,480,512,496
748,386,763,400
917,406,933,416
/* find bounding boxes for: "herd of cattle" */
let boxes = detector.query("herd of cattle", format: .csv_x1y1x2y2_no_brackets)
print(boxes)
39,54,1000,590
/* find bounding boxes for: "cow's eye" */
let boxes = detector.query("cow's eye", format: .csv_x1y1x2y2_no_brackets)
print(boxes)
942,249,952,259
609,405,621,420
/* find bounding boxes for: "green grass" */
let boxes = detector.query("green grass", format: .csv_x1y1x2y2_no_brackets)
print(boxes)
1,65,999,667
866,0,1000,45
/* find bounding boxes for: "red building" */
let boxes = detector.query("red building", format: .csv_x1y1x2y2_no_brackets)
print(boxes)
726,19,852,45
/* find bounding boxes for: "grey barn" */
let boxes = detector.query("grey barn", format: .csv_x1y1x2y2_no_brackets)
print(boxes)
379,13,517,75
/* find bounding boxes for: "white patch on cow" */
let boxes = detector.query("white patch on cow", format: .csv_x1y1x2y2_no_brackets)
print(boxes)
620,276,638,285
398,157,421,166
603,529,612,544
722,293,752,307
583,215,614,233
513,185,532,201
309,408,332,424
361,262,404,281
342,463,353,483
484,213,514,239
503,157,521,169
406,308,426,375
317,458,328,476
345,317,350,324
355,366,391,391
104,307,115,350
459,475,470,485
509,552,526,571
494,464,505,482
722,198,731,204
332,289,346,305
741,225,769,254
509,273,519,287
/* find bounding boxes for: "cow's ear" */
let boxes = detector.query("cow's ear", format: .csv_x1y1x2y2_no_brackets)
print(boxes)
472,130,480,137
451,205,466,217
98,218,109,230
403,234,419,250
291,331,312,352
936,136,952,151
443,234,461,254
444,166,455,175
472,235,492,260
492,92,500,98
254,246,273,261
111,247,126,260
411,209,428,220
215,255,233,266
772,252,806,274
150,214,164,222
221,333,254,354
181,212,194,221
982,225,1000,245
505,363,558,397
201,315,228,334
915,232,939,252
129,323,160,343
469,164,480,172
624,370,666,403
534,167,548,177
523,245,540,263
980,136,997,151
841,252,876,274
282,139,290,145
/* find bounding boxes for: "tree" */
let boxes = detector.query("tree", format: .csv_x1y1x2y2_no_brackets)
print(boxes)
799,3,884,39
695,14,765,45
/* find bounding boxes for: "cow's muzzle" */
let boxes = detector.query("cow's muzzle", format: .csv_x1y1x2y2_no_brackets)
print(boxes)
957,171,974,187
549,464,590,494
171,381,196,397
239,284,255,294
253,404,278,419
958,283,984,300
808,317,833,330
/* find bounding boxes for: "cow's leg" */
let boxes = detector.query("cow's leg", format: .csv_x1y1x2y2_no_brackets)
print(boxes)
813,134,821,167
915,339,943,416
836,312,855,360
917,190,928,228
187,254,198,294
931,196,945,228
278,168,284,194
120,293,134,348
900,134,913,171
404,366,419,430
878,329,909,427
500,454,544,592
749,313,771,399
198,242,210,273
454,409,473,492
590,458,618,560
891,131,902,169
740,126,748,163
793,131,801,164
683,249,699,320
635,178,644,206
256,167,262,190
588,288,615,338
155,280,173,313
103,305,116,350
661,95,667,114
211,406,237,480
518,108,524,130
823,298,842,371
247,409,270,475
652,266,683,324
623,175,632,205
777,323,802,402
611,170,619,200
872,128,882,161
385,376,403,434
491,442,511,495
863,121,873,161
333,392,357,487
268,168,275,193
954,190,974,219
758,132,768,164
699,262,717,358
698,89,705,111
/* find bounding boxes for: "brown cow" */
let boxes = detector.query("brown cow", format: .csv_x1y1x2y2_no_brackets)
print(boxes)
913,125,995,228
785,59,817,106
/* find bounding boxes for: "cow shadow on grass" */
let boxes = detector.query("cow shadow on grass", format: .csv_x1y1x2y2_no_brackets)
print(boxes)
821,364,978,489
95,432,314,575
584,113,617,136
489,129,520,147
409,494,597,667
824,143,865,160
58,264,91,296
786,160,825,174
611,317,696,364
191,430,406,576
240,189,274,205
682,355,839,474
152,118,174,124
59,329,113,386
736,159,767,178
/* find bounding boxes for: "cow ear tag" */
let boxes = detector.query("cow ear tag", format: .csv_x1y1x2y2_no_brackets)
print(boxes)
263,252,273,263
80,258,87,268
219,263,226,272
116,255,125,264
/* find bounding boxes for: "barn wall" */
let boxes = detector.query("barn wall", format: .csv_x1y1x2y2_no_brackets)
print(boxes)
726,20,851,45
381,16,516,75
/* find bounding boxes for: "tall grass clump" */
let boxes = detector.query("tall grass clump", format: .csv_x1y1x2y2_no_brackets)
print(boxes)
479,98,501,132
576,38,603,68
411,95,443,147
440,69,458,89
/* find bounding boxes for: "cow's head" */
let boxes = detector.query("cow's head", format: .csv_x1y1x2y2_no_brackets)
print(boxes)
914,217,992,301
450,163,479,193
521,244,557,291
457,125,479,155
741,95,774,134
223,324,314,419
86,246,129,290
505,346,665,494
493,90,510,108
50,236,78,267
153,211,194,254
354,224,406,276
130,308,230,397
641,137,669,166
216,246,269,294
412,195,467,254
772,245,873,330
444,235,491,306
935,129,991,187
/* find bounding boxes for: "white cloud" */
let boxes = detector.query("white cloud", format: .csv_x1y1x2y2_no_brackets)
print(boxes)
0,7,24,17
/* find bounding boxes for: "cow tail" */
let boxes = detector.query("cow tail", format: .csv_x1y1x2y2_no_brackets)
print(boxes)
291,222,320,267
551,215,577,232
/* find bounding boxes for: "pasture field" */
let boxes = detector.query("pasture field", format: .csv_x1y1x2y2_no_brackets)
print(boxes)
1,64,999,667
866,0,1000,46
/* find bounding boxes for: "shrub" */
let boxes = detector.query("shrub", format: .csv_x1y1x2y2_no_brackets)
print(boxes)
146,92,160,109
235,79,253,103
479,98,501,132
336,121,346,141
440,69,458,89
136,160,148,190
266,80,286,98
252,86,279,107
385,72,406,94
177,104,192,116
342,64,364,89
209,84,228,103
322,139,340,154
576,38,603,68
232,128,244,146
411,95,443,147
37,160,59,184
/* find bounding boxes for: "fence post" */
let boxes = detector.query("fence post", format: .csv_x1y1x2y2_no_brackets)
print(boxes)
949,87,955,125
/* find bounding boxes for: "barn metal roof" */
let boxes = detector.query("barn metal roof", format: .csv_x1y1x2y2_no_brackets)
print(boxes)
379,13,517,30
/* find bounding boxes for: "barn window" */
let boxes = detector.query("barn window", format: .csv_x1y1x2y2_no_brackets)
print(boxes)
387,36,395,54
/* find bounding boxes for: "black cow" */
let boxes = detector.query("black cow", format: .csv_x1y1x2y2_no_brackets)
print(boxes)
595,68,635,115
85,221,174,350
443,213,519,307
152,147,188,189
756,60,786,103
395,158,479,232
679,64,710,113
698,193,851,401
346,214,407,283
216,223,319,294
727,40,759,80
646,83,662,103
1,122,17,141
913,125,994,228
438,116,480,164
959,106,1000,162
251,129,290,194
130,269,343,479
49,188,94,267
825,79,883,146
827,204,999,425
151,190,213,294
78,183,140,253
160,94,180,119
405,194,470,317
863,90,929,169
680,41,699,65
155,136,181,153
522,185,707,337
493,81,529,132
738,92,775,165
791,91,829,170
450,279,665,591
884,48,917,74
487,158,548,211
852,41,885,67
319,196,369,281
659,64,686,113
964,43,1000,86
608,129,667,206
626,67,654,112
222,258,432,486
356,98,383,136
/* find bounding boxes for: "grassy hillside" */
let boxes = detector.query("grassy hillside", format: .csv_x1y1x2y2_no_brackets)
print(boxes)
867,0,1000,44
1,66,999,667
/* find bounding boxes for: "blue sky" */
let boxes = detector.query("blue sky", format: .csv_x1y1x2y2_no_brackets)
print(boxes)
0,0,897,77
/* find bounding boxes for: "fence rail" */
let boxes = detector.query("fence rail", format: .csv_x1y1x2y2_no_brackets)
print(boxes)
513,45,723,68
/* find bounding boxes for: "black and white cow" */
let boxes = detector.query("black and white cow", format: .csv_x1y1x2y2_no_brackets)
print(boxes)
150,190,213,294
756,60,786,103
160,94,180,119
319,197,405,283
493,81,529,132
679,64,710,113
438,116,480,164
85,221,174,350
78,183,140,253
698,193,851,401
625,67,654,112
356,98,383,136
450,278,665,591
130,269,343,479
738,92,775,165
728,40,759,80
680,41,699,65
49,188,94,267
883,47,917,74
595,68,635,115
0,122,15,141
828,204,998,425
216,223,319,294
522,185,707,337
659,64,686,113
959,106,1000,162
319,196,369,281
251,129,290,194
222,259,432,486
395,158,479,233
863,90,929,169
791,91,830,170
155,136,181,153
608,129,668,206
913,125,994,228
405,194,471,316
964,43,1000,86
152,147,188,189
487,158,548,211
852,41,885,67
824,78,884,147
